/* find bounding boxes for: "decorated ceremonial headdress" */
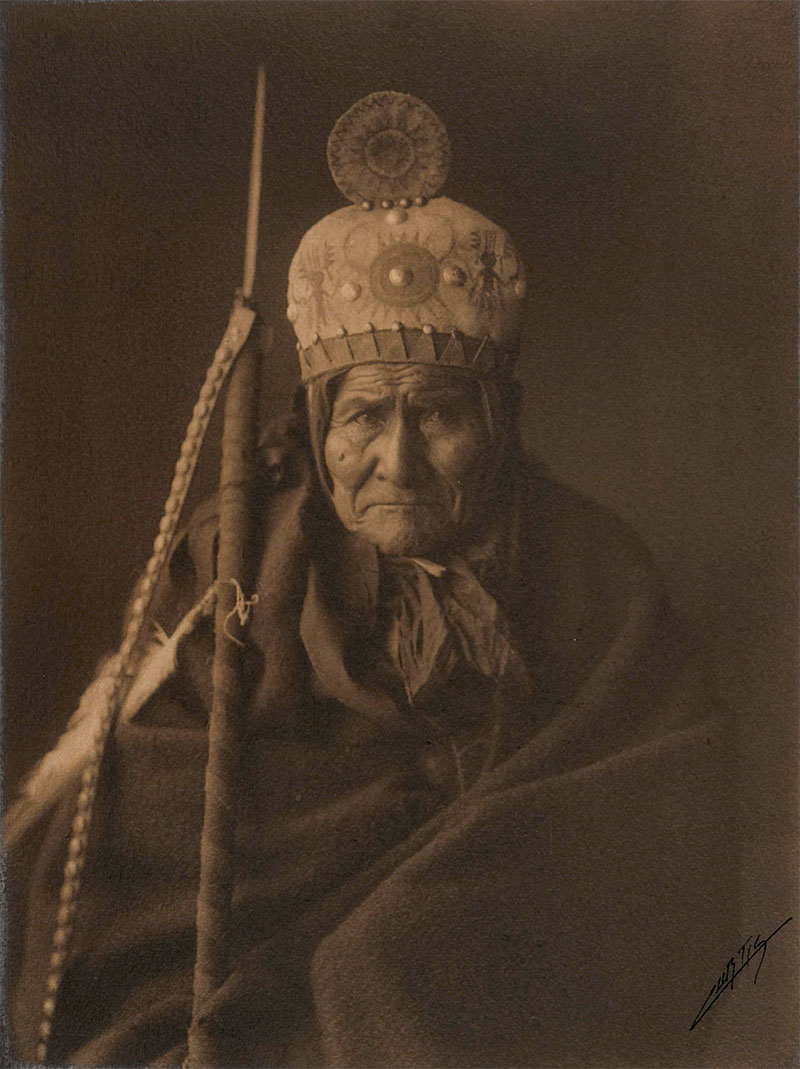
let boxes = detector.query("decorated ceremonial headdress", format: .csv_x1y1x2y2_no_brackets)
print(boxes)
287,92,527,382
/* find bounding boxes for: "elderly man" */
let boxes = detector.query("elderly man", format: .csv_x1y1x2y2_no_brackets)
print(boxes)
10,93,731,1068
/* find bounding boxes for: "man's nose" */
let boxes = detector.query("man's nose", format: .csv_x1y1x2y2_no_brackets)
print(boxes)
372,412,418,487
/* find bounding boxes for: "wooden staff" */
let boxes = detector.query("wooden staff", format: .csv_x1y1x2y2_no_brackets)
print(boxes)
187,65,266,1068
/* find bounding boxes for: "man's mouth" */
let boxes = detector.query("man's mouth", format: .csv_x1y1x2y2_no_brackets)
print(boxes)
356,500,440,519
362,500,436,509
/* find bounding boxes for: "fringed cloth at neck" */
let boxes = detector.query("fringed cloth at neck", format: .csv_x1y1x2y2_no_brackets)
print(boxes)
380,554,530,708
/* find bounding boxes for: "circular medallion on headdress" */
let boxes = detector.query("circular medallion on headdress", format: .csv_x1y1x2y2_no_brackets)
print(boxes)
368,242,440,308
327,91,451,204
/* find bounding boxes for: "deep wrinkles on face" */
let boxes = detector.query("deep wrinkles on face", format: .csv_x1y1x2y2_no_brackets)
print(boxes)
322,363,490,556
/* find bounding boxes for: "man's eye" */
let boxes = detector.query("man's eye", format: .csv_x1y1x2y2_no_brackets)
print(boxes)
352,410,382,427
421,407,456,427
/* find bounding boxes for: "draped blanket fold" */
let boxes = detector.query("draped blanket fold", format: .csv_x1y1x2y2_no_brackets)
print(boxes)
9,458,734,1068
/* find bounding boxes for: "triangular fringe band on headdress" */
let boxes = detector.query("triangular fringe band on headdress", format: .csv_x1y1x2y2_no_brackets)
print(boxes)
299,328,516,382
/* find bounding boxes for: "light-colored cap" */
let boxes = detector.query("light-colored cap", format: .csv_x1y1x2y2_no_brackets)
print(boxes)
287,92,527,382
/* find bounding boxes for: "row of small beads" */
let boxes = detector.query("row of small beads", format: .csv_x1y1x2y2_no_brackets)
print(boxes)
360,195,428,211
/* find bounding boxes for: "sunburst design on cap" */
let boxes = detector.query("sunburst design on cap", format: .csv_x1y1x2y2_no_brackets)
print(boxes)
327,91,451,204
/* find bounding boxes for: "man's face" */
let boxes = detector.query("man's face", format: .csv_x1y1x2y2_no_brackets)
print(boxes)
323,363,490,557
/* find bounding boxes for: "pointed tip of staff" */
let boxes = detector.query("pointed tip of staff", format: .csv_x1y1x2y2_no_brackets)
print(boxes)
254,64,266,110
242,64,267,299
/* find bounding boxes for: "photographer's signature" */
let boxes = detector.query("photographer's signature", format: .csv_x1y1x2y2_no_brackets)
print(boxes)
690,916,792,1030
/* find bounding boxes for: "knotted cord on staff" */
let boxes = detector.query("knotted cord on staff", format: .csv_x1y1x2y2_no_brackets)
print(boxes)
186,64,267,1069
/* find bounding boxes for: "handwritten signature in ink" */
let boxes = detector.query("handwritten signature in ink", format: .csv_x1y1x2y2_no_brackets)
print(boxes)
690,916,793,1030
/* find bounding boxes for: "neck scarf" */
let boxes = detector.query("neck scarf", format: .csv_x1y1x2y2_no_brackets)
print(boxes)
379,551,529,707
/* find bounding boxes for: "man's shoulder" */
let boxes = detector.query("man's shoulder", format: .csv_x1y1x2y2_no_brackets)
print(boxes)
508,458,677,691
517,458,661,591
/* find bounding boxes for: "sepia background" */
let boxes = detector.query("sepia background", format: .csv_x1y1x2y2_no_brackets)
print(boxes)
3,2,797,1062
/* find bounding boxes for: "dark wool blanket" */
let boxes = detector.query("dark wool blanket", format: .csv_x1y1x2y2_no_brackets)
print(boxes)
10,455,734,1067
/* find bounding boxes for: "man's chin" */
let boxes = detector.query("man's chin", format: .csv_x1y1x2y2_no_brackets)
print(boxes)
351,509,455,557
